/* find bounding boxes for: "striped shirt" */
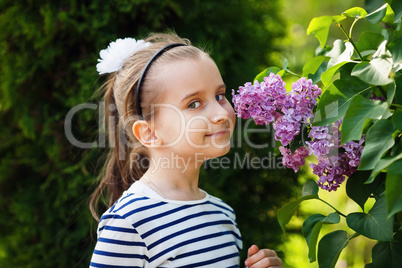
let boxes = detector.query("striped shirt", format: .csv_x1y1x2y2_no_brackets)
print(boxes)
90,181,243,268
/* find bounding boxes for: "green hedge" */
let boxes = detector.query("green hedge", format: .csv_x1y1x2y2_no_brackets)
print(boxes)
0,0,298,266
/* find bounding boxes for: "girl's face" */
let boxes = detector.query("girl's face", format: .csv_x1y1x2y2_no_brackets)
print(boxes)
152,55,235,161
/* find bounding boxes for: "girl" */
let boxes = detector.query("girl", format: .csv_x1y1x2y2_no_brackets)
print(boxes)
90,33,283,268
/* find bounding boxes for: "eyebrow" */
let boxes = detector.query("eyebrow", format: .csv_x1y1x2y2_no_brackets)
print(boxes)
180,84,226,103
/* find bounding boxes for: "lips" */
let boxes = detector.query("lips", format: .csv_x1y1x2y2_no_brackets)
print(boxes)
205,130,230,137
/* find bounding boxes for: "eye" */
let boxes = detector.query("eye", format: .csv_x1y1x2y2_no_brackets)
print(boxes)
216,93,225,101
188,100,201,109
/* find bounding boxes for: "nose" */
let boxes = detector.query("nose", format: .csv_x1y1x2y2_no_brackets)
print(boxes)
210,102,230,124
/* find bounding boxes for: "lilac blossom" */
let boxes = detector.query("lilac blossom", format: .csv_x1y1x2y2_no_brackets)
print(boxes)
273,77,321,145
342,136,365,167
232,73,365,192
232,74,321,147
312,155,349,191
231,73,286,126
307,120,365,191
273,115,301,146
287,77,321,124
279,146,309,173
305,125,334,156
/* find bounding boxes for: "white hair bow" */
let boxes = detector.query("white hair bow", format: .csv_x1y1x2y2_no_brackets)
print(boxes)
96,38,151,75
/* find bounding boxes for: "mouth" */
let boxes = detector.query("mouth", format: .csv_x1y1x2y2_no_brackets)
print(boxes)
205,130,230,138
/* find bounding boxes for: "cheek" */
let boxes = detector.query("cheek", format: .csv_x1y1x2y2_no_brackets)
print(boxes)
185,116,210,137
155,108,184,141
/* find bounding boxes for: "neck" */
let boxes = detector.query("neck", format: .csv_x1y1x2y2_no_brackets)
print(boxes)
141,152,206,200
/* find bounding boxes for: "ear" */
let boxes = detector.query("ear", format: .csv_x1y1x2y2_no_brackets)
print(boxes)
132,120,163,147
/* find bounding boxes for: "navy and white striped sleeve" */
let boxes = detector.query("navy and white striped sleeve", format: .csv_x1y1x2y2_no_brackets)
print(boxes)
90,214,147,268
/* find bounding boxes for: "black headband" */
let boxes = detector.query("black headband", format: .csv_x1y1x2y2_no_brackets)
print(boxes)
135,43,187,119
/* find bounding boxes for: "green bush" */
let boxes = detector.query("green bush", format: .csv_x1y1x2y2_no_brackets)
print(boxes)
0,0,298,266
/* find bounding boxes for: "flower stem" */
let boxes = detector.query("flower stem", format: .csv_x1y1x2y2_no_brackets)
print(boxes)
349,19,359,40
318,197,347,217
338,23,364,62
391,103,402,109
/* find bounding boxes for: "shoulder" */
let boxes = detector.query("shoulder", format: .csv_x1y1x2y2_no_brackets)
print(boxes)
102,192,165,220
205,192,237,220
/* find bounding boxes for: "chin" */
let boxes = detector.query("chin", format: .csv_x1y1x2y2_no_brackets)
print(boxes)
210,144,231,158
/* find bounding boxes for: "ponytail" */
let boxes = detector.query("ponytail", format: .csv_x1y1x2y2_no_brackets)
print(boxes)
89,74,147,221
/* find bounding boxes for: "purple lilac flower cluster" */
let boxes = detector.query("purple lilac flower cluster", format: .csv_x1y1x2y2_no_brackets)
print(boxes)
232,73,321,146
232,73,287,125
232,73,365,191
279,146,309,172
306,119,365,191
273,77,321,146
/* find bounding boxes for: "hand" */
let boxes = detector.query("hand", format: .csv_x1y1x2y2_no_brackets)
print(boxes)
244,245,283,268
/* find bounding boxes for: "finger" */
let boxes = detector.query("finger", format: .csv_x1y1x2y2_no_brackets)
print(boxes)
248,257,283,268
247,244,259,258
245,249,281,267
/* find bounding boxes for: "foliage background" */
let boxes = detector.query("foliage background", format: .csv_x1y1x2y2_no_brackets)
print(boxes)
0,0,299,267
278,0,402,267
1,0,388,267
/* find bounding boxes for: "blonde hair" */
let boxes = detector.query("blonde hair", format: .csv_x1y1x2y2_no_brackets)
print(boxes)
90,33,208,220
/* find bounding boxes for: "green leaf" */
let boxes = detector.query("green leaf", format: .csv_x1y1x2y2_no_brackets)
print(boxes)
355,32,384,55
308,61,328,84
317,230,349,268
372,240,402,268
277,194,319,233
315,45,333,57
341,95,389,144
390,37,402,73
343,7,368,19
346,195,394,241
352,40,393,85
383,4,395,25
364,0,386,13
351,55,393,86
386,82,396,106
386,159,402,218
314,83,349,126
277,69,286,77
302,55,327,77
326,41,355,68
321,61,349,87
254,67,281,82
302,179,319,197
366,4,388,24
367,145,402,183
303,213,340,262
283,58,288,70
314,77,372,126
359,119,396,170
326,40,345,59
346,171,383,210
396,77,402,105
307,15,345,48
368,158,402,183
391,0,402,23
392,109,402,131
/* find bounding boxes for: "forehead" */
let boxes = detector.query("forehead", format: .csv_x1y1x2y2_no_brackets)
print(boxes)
155,56,223,103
